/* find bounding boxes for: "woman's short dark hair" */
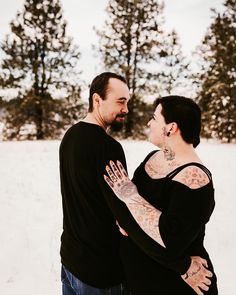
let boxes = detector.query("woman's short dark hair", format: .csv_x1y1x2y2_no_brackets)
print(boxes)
88,72,127,112
155,96,201,148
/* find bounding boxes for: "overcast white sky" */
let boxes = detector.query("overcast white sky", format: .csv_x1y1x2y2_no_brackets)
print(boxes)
0,0,224,84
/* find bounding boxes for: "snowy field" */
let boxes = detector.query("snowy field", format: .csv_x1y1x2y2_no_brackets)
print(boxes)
0,139,235,294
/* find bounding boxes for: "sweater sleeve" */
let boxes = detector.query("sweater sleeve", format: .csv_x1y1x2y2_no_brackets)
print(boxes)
159,182,215,257
97,139,191,274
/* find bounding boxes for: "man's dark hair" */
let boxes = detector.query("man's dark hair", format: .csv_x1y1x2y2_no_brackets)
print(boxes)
155,96,201,148
88,72,127,112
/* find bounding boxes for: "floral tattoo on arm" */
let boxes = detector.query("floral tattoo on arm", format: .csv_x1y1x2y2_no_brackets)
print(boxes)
104,160,165,247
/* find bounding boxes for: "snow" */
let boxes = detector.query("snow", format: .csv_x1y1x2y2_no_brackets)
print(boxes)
0,139,235,294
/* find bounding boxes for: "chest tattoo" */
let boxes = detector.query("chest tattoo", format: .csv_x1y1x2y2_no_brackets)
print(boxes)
145,156,180,179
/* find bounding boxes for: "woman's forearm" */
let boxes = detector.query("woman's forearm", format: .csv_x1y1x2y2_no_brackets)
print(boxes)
125,193,165,247
104,160,165,247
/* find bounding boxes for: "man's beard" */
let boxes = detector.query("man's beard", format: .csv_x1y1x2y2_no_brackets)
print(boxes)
110,115,126,132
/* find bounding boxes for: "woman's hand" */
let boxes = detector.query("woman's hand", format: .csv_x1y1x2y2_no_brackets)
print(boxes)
104,160,138,203
181,256,212,295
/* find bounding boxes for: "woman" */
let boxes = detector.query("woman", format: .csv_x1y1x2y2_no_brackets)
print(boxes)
104,96,218,294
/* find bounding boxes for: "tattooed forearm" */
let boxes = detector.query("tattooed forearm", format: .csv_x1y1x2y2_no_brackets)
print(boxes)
104,160,165,247
126,194,166,247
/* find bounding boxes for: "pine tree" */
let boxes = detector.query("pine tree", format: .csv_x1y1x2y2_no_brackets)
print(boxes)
95,0,166,138
196,0,236,142
157,30,192,97
0,0,84,140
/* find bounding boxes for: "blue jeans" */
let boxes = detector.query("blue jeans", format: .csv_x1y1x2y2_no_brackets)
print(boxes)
61,265,130,295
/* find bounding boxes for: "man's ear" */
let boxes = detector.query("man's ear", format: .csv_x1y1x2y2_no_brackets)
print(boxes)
92,93,100,107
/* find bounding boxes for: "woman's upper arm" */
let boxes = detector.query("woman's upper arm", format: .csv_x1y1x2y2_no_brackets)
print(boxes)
172,165,211,189
159,180,215,257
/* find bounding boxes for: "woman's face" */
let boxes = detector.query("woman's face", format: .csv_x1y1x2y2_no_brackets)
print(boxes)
147,104,168,147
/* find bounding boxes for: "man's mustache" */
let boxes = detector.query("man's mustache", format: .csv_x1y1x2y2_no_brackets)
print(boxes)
116,114,126,119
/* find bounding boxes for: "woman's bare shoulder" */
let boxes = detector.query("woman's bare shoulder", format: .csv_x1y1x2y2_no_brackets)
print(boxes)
173,165,210,189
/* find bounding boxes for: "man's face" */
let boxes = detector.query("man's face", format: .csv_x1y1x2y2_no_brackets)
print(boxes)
98,78,130,127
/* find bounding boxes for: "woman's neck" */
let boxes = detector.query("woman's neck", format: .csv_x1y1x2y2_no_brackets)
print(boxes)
161,140,199,164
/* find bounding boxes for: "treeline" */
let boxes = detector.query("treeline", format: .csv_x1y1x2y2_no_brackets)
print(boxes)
0,0,235,142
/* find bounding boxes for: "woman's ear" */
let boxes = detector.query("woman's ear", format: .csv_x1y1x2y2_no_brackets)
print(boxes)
167,122,178,135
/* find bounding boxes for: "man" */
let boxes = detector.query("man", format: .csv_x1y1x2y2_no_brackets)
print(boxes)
60,72,130,295
59,72,212,295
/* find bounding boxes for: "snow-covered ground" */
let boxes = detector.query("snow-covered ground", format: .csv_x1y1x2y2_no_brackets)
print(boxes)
0,140,235,294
